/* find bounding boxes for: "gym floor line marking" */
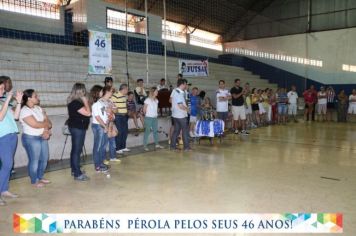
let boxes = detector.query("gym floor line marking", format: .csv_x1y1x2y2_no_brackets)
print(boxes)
320,176,341,181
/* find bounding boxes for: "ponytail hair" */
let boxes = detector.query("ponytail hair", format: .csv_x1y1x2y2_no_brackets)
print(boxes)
21,89,35,108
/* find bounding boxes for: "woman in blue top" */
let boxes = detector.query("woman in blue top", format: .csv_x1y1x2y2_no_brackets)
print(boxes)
0,76,23,206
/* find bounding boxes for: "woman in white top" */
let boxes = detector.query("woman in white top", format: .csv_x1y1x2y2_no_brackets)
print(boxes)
20,89,52,188
91,86,114,173
143,87,164,151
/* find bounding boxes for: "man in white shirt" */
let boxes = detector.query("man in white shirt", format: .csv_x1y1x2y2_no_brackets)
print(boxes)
170,79,190,151
216,80,231,124
348,89,356,116
287,85,298,122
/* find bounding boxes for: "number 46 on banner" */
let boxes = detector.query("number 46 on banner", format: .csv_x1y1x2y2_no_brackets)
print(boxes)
88,30,112,75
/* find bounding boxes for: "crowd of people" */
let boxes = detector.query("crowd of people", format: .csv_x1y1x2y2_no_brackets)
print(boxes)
0,73,355,206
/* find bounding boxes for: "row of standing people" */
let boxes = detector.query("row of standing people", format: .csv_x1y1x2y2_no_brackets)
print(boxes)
0,76,166,208
67,80,165,181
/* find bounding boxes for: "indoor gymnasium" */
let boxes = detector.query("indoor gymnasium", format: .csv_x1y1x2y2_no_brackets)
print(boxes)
0,0,355,235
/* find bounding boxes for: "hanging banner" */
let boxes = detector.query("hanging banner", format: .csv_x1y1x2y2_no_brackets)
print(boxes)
88,30,112,74
178,59,209,77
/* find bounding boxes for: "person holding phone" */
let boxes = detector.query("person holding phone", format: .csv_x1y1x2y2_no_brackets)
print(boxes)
0,76,22,206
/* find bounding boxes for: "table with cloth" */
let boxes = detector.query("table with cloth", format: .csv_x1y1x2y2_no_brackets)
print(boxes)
195,119,224,144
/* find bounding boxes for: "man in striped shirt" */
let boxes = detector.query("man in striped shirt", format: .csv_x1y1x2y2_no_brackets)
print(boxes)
111,84,130,154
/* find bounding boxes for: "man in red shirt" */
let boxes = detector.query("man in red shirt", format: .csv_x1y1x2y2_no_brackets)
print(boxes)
303,85,317,121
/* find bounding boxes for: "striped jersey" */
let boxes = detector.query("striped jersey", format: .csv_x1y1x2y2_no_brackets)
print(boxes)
111,91,127,114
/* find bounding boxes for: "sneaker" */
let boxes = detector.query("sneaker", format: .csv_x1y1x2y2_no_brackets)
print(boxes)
71,170,86,176
95,166,109,173
116,150,124,154
39,179,51,184
234,130,240,134
189,131,195,138
1,191,19,198
103,160,110,165
122,148,131,152
74,174,90,181
241,130,250,135
184,148,193,152
110,158,121,163
0,197,6,206
155,145,164,149
144,147,149,151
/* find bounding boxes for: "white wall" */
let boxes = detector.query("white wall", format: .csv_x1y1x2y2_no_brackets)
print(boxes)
166,40,221,58
0,8,65,35
224,27,356,85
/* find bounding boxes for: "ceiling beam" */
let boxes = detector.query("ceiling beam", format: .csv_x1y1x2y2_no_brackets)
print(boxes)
223,0,276,42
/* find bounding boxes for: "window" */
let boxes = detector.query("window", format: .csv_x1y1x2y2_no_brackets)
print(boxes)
0,0,60,19
188,28,222,51
162,20,186,43
226,47,323,68
107,8,147,35
342,64,356,72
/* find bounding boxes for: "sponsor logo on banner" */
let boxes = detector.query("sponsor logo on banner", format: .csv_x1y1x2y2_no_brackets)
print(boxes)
179,59,209,77
88,30,112,74
13,213,342,234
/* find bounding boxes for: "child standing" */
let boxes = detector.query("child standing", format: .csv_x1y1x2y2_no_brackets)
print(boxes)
276,88,288,125
189,87,200,137
143,87,164,151
127,91,144,135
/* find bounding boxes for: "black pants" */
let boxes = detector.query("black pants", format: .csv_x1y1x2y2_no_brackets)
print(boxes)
171,117,190,150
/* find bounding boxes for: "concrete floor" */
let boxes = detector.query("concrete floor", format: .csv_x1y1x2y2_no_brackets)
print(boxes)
1,122,355,236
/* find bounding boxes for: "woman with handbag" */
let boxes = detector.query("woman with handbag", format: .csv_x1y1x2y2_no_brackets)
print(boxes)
91,86,119,172
20,89,52,188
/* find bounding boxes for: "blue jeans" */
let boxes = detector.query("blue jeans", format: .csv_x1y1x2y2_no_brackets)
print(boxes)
114,114,128,150
69,128,86,178
0,133,17,193
22,134,49,184
92,124,108,168
108,137,116,160
278,104,288,115
143,117,158,146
